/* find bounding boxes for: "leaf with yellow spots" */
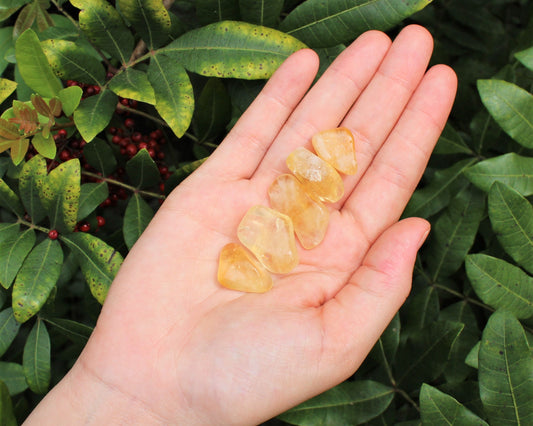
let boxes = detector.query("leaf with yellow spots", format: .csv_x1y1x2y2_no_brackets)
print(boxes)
61,233,123,304
39,159,80,233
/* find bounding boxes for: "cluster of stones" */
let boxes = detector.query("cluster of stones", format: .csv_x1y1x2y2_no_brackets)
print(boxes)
218,128,357,293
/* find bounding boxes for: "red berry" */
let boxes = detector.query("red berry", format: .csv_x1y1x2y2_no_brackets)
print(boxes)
132,132,142,143
109,126,117,134
53,134,61,142
126,144,137,156
124,118,135,128
148,139,158,149
159,182,165,192
106,71,114,80
149,131,159,140
79,223,90,232
120,137,131,147
147,148,156,158
120,98,130,106
59,150,70,161
112,135,122,144
58,129,68,138
159,165,168,175
93,86,101,94
129,99,138,108
138,142,148,150
48,229,59,240
85,86,95,96
157,152,165,160
96,216,106,227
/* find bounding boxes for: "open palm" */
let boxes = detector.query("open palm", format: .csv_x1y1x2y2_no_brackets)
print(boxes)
26,25,457,425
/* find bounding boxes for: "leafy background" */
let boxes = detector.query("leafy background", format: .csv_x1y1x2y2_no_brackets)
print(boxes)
0,0,532,424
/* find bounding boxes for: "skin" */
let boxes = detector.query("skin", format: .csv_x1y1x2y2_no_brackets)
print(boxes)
24,25,457,425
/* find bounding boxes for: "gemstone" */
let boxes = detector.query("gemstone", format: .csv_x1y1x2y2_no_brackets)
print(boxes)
286,147,344,203
237,205,298,273
217,243,273,293
311,127,357,175
268,174,329,249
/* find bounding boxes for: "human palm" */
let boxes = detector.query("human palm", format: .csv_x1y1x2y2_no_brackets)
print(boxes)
25,25,457,425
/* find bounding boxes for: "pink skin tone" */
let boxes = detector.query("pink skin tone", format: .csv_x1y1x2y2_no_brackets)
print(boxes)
25,25,457,425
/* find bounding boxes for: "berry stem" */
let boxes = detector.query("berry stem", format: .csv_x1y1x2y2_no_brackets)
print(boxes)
81,171,166,200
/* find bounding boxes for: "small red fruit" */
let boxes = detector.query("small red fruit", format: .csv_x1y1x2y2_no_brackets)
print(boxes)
96,216,106,227
124,118,135,128
112,135,122,144
48,229,59,240
79,223,90,232
58,129,68,138
126,144,137,156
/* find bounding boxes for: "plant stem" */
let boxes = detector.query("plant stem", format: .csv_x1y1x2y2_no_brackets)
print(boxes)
81,171,165,200
17,217,49,234
396,388,420,413
116,104,168,127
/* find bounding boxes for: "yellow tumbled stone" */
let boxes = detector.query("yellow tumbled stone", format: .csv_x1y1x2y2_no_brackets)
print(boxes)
217,243,273,293
268,174,329,249
312,127,357,175
286,147,344,203
237,205,298,273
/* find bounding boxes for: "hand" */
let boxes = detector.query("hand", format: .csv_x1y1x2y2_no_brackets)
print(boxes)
25,25,457,425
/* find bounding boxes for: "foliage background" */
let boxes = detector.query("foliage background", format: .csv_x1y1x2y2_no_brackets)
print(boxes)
0,0,532,424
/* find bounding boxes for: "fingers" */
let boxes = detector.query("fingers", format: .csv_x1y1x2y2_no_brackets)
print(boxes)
202,48,319,180
319,218,429,380
343,64,458,240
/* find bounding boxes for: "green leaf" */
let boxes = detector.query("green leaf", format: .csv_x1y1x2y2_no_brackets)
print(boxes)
239,0,283,27
465,153,533,196
19,155,47,223
22,319,50,394
404,158,476,219
479,310,533,425
147,54,193,138
14,29,62,98
0,308,20,357
9,137,29,166
420,384,489,426
369,313,400,366
402,287,440,336
515,46,533,72
0,380,17,426
279,0,432,48
396,321,464,391
116,0,171,49
108,68,156,105
426,187,485,279
477,79,533,149
59,86,83,117
465,342,480,369
31,132,56,160
488,181,533,274
196,0,239,26
0,79,17,105
0,223,19,245
71,0,133,64
0,363,27,396
433,123,474,155
12,239,63,323
82,137,117,175
61,233,123,304
78,182,108,221
0,27,14,76
466,254,533,319
42,317,93,344
125,148,160,189
193,78,231,143
42,39,105,85
0,178,25,216
163,21,307,79
40,159,80,233
0,228,35,290
73,89,118,142
278,380,394,425
123,193,154,250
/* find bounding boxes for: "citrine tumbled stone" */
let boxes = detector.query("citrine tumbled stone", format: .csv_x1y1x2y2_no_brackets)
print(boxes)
217,243,273,293
312,127,357,175
237,205,298,273
286,147,344,203
268,174,329,249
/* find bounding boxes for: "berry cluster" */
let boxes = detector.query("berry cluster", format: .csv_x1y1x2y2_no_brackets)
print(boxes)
66,80,101,99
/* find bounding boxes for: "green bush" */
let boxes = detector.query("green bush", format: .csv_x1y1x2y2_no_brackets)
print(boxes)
0,0,532,424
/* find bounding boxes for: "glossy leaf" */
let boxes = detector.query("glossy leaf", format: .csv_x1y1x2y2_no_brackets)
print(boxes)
116,0,171,49
0,309,20,357
0,362,27,396
465,153,533,196
78,182,108,221
488,181,533,274
22,319,50,394
123,193,154,250
31,132,56,160
479,310,533,425
0,228,35,290
0,79,17,105
402,286,439,336
477,79,533,149
14,29,62,98
426,186,485,279
71,0,133,64
82,137,117,175
420,384,489,426
196,0,239,26
42,39,105,85
43,317,93,344
193,78,231,143
39,159,80,233
0,178,25,216
9,136,29,165
108,68,156,105
280,0,432,48
239,0,283,27
278,380,394,425
73,89,117,142
433,123,473,155
465,342,480,369
61,233,123,304
147,54,193,138
163,21,307,79
0,380,17,426
404,158,476,219
466,254,533,319
58,86,83,117
125,148,160,189
12,238,63,323
18,155,47,224
515,46,533,72
396,321,464,391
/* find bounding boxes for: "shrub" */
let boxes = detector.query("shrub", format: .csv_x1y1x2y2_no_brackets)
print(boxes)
0,0,532,424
